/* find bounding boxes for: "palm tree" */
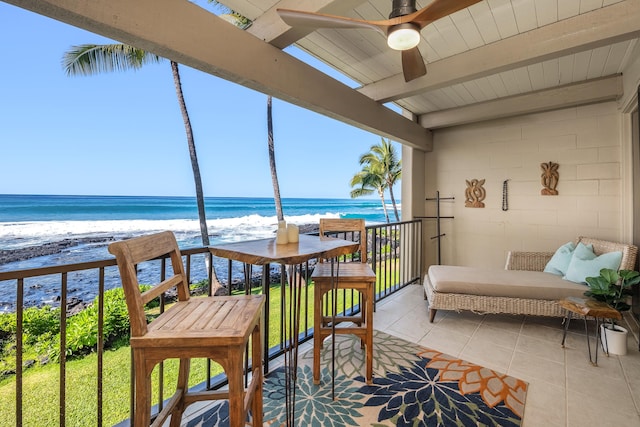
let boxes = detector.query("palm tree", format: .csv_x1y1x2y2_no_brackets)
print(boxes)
350,163,390,223
208,3,281,225
62,44,223,293
267,95,284,221
359,138,402,221
210,1,251,29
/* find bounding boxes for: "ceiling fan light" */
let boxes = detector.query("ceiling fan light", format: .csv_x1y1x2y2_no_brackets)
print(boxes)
387,23,420,50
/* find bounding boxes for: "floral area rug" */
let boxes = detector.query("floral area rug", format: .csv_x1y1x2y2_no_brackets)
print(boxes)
186,330,528,426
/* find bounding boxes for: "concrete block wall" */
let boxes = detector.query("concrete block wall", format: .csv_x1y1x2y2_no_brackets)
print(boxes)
423,101,624,269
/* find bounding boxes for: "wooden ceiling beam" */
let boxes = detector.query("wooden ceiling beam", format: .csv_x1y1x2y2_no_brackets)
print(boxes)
359,0,640,103
5,0,431,150
419,75,623,129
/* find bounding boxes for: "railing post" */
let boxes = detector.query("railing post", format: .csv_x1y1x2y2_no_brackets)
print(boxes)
262,263,270,374
97,267,105,426
59,272,67,427
16,278,24,427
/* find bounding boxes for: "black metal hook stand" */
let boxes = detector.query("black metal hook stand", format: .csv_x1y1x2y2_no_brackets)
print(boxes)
415,191,454,265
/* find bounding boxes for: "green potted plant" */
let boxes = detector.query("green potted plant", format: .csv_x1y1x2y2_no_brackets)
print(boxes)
584,268,640,355
585,268,640,311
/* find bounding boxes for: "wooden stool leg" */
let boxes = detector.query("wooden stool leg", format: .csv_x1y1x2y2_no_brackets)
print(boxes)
134,352,152,427
227,354,244,427
251,324,263,426
169,358,190,427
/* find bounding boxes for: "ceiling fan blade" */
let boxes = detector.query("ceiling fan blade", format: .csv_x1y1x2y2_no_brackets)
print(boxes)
277,9,387,36
410,0,483,27
279,1,480,84
402,47,426,82
278,1,483,36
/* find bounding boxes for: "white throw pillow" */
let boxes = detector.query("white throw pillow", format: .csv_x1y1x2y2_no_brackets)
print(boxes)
563,242,623,284
543,241,576,276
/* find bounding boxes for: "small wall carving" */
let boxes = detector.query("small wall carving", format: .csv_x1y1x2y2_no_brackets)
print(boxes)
540,161,559,195
465,179,486,208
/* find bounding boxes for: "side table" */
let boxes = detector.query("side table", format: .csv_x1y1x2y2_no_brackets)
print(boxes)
559,296,622,366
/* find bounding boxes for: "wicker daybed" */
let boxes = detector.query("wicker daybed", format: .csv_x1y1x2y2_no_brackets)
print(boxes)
423,237,638,322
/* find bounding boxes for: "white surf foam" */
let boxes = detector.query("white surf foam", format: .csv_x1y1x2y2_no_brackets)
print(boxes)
0,212,342,249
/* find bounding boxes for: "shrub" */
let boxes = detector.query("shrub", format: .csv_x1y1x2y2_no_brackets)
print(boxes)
24,307,60,343
0,306,59,342
60,287,133,359
0,312,15,341
0,307,60,376
103,288,132,341
2,284,164,368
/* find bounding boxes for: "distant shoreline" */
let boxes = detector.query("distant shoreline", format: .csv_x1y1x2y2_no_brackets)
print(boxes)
0,224,320,266
0,224,321,313
0,237,117,265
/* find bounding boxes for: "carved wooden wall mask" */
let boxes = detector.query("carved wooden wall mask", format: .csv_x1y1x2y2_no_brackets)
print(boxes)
465,178,486,208
540,162,559,195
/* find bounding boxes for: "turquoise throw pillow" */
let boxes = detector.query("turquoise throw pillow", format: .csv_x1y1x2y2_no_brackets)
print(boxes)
563,243,623,284
543,241,576,276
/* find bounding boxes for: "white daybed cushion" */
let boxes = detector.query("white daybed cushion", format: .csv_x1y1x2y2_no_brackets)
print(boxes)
428,265,587,301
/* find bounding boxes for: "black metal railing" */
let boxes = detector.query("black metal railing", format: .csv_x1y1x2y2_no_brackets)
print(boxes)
0,219,422,426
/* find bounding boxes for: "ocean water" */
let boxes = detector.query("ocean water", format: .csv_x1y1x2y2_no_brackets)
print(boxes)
0,194,395,311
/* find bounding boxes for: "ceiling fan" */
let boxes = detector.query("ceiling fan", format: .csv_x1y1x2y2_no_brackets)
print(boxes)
277,0,482,82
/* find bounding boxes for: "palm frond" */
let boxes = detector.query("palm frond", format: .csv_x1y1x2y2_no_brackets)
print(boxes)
350,187,374,198
209,0,252,29
63,44,162,76
350,164,386,199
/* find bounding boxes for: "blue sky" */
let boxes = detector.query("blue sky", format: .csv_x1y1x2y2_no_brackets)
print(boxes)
0,2,402,199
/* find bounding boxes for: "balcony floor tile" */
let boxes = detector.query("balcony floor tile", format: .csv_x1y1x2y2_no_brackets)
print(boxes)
177,284,640,426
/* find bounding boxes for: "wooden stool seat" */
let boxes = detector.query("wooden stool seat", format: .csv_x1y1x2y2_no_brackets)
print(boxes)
109,231,264,427
311,219,376,385
136,297,262,347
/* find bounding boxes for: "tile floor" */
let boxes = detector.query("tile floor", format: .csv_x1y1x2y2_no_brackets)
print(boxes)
180,284,640,426
375,284,640,427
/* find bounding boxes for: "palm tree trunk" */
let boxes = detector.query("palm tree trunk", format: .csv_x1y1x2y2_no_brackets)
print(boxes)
171,61,222,292
388,185,400,222
378,189,390,223
267,95,284,221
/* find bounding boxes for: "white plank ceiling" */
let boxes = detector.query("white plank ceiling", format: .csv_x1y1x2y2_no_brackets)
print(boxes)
218,0,638,128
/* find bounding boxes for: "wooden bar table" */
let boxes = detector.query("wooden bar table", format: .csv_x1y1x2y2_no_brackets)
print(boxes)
209,234,359,426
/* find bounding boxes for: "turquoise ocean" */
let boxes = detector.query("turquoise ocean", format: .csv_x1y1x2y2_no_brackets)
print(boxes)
0,194,395,310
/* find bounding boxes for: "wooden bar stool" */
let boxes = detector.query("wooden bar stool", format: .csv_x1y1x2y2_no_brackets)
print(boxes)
109,231,264,427
311,218,376,385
